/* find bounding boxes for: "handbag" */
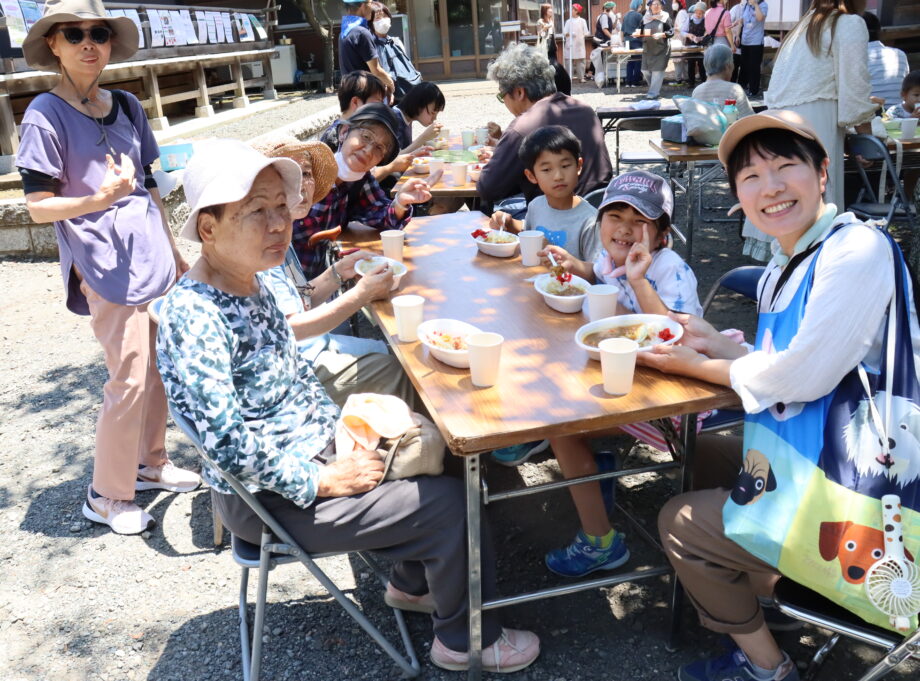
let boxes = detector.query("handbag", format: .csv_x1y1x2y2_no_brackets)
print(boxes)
673,95,728,146
378,37,422,102
699,8,726,47
376,412,446,482
722,221,920,632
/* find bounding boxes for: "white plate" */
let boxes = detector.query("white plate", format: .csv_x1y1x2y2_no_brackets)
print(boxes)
416,318,481,368
472,230,519,258
355,256,407,291
533,273,590,313
575,314,683,360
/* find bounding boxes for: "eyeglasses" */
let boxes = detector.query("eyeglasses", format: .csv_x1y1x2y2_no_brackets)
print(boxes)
496,92,506,104
57,26,113,45
353,129,389,160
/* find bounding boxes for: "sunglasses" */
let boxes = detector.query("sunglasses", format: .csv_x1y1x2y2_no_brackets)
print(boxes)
57,26,113,45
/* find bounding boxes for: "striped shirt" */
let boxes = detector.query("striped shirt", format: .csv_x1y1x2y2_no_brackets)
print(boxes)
867,41,908,107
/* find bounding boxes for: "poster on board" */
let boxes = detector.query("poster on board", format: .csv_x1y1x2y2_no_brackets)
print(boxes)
19,0,42,31
2,0,27,48
193,10,208,43
236,13,255,42
209,12,225,43
123,8,144,49
221,13,235,43
148,7,165,47
178,10,198,45
249,15,268,41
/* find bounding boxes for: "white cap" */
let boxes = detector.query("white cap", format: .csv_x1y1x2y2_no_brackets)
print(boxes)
178,139,303,243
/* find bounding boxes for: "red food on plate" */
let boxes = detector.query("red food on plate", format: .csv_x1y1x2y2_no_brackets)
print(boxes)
658,328,674,342
471,228,488,240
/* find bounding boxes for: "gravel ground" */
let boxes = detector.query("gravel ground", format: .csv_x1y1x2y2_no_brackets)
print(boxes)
1,81,918,681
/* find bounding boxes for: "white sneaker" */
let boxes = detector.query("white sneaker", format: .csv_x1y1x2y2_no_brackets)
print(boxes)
82,486,154,535
136,461,201,493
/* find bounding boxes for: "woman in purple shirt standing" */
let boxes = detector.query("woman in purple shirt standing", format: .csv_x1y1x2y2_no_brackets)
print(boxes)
16,0,200,535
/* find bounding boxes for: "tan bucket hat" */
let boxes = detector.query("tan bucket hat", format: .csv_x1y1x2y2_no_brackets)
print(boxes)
250,135,338,204
22,0,139,72
717,109,827,168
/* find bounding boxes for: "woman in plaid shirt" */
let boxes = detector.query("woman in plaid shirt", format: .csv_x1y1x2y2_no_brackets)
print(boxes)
293,103,431,277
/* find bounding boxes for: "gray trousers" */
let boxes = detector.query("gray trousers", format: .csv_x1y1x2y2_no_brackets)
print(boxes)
213,475,502,651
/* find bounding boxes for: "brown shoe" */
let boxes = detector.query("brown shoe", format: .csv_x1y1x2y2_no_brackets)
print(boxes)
384,583,436,614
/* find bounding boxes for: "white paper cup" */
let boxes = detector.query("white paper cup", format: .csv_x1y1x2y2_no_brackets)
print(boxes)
392,295,425,342
518,230,544,267
428,158,445,176
440,128,451,142
476,127,490,145
599,337,638,395
450,162,468,185
468,332,503,387
587,284,620,321
380,230,405,262
902,118,918,140
461,130,475,147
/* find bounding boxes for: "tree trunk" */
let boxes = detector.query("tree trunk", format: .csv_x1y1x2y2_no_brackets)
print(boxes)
293,0,336,90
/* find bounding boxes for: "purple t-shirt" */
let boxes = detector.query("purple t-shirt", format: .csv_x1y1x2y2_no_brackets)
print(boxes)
17,91,174,315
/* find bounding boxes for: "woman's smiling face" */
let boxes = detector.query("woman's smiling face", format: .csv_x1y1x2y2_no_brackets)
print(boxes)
734,149,828,253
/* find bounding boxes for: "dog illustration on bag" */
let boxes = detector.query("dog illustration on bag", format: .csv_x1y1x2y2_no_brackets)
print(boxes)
730,449,776,506
819,519,916,584
843,392,920,487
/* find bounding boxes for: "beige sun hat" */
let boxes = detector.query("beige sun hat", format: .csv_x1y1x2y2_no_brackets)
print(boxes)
178,139,304,244
717,109,827,168
250,135,338,204
22,0,139,72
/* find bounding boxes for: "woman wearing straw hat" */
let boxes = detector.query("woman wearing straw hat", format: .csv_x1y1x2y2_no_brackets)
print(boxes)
250,135,420,410
16,0,199,535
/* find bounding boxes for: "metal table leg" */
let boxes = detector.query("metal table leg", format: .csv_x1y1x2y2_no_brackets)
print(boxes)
465,455,483,680
684,160,697,263
668,412,698,651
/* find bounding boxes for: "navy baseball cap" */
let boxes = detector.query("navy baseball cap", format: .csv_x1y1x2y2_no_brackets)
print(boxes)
597,170,674,221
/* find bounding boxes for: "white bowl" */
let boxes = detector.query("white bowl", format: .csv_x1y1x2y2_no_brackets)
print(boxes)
472,229,519,257
416,318,482,368
575,313,683,360
355,256,408,291
411,160,430,174
534,273,590,313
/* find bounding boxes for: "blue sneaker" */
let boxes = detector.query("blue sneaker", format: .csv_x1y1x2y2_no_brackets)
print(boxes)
679,647,799,681
491,440,550,467
544,530,630,577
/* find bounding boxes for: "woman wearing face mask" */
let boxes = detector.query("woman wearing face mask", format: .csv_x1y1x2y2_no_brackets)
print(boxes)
370,2,420,105
684,2,708,88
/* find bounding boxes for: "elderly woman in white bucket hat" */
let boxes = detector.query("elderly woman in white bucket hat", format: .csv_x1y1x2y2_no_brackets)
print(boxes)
156,138,541,674
16,0,198,535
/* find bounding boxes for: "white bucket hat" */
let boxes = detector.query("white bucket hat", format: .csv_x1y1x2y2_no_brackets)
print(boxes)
179,139,304,243
22,0,140,72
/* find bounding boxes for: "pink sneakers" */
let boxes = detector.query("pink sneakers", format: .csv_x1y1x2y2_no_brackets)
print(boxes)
430,628,541,673
136,461,201,493
82,486,155,535
384,583,436,614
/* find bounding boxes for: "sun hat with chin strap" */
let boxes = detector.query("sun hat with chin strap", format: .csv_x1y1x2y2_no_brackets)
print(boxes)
22,0,139,72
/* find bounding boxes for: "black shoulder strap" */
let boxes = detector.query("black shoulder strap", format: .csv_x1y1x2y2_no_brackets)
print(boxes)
111,89,136,126
708,8,727,39
768,241,821,308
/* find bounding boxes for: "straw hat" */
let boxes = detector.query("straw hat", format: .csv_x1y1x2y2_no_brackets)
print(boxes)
250,135,338,204
22,0,139,72
178,139,304,243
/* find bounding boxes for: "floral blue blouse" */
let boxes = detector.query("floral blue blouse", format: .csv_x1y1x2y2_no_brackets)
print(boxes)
155,274,339,508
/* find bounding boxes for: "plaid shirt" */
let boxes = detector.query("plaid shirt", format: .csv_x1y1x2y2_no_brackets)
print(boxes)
291,173,411,278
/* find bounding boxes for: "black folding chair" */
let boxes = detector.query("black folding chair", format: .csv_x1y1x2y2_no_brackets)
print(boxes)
846,134,919,232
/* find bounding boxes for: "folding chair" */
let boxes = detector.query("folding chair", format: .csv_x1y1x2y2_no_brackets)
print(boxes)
583,187,606,209
846,134,919,232
613,116,670,176
698,266,765,433
150,296,224,546
167,405,421,681
772,578,920,681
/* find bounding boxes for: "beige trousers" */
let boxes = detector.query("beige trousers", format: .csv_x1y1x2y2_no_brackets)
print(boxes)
312,347,420,412
80,279,168,500
658,434,781,634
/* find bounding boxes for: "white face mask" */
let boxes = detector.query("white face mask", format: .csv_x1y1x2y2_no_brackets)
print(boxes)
334,150,366,182
374,18,391,34
672,3,680,11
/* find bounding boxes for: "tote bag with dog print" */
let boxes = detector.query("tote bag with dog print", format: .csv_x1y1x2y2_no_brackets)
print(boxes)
723,224,920,632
